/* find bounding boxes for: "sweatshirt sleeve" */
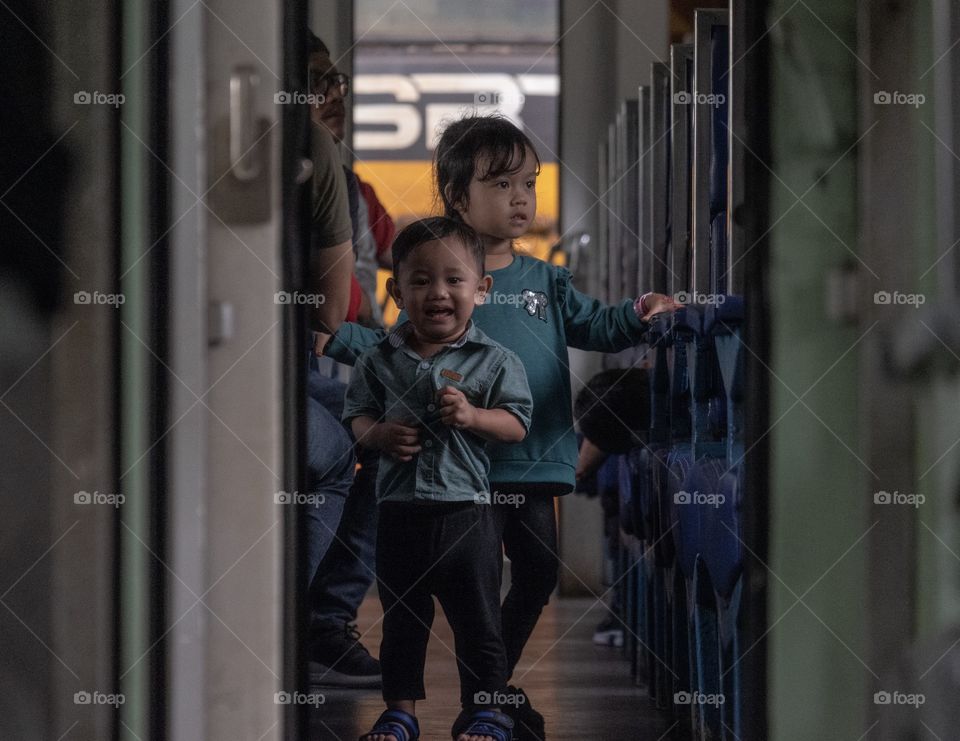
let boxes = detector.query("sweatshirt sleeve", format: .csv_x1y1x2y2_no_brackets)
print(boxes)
342,352,385,425
325,321,387,366
556,266,648,352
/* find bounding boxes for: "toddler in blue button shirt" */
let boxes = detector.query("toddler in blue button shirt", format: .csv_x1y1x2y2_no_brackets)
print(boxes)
344,217,532,741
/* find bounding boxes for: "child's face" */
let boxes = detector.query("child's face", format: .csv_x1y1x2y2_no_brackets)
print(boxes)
456,146,537,245
388,238,492,345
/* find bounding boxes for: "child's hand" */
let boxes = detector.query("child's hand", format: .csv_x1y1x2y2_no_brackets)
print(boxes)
370,421,421,462
438,386,478,431
640,292,678,321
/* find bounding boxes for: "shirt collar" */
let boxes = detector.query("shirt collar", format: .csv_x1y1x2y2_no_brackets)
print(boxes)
386,319,479,351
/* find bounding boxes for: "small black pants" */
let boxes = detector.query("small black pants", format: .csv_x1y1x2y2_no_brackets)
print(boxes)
494,482,570,677
376,501,506,705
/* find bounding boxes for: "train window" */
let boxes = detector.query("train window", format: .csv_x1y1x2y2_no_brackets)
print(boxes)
606,121,617,302
668,43,694,298
620,99,640,299
650,62,671,297
691,10,729,300
597,137,609,302
638,84,651,296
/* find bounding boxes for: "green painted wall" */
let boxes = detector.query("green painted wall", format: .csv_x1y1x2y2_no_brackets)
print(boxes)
767,2,867,738
910,0,960,642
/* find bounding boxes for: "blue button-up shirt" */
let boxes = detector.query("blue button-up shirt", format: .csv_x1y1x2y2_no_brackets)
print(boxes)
342,321,533,503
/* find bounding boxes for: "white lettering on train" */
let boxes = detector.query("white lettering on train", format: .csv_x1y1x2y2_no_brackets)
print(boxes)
354,73,558,152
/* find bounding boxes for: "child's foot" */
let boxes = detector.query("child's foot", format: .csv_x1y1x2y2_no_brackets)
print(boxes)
451,708,514,741
359,709,419,741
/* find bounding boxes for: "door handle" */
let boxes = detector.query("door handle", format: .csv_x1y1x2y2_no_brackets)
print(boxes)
208,64,271,224
230,65,261,181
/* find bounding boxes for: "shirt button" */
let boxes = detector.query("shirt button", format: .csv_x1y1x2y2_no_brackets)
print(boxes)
427,403,436,412
420,361,430,370
424,440,433,448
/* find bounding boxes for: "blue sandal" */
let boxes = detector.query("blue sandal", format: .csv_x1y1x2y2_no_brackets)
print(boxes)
451,708,515,741
359,709,420,741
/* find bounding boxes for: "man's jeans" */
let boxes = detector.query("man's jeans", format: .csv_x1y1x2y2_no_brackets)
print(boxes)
303,368,355,593
305,361,379,630
310,444,379,627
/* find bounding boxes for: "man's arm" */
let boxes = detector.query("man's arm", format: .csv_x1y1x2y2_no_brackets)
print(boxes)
309,125,354,336
310,239,353,336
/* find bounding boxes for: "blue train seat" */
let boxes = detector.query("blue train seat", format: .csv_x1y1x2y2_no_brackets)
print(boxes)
596,452,621,503
702,462,744,603
666,447,699,581
616,452,645,672
683,456,728,738
704,298,745,741
713,465,744,740
617,452,637,538
625,448,647,540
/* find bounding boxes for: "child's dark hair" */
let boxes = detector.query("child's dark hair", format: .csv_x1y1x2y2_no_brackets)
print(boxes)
435,115,541,219
392,216,485,276
574,369,651,454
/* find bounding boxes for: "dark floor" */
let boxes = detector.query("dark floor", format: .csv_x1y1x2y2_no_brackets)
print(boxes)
308,597,674,740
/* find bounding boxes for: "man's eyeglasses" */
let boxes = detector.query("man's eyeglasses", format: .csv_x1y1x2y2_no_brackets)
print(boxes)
308,71,350,98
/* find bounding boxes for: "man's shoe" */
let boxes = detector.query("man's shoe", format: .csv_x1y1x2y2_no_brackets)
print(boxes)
309,622,382,689
592,613,625,647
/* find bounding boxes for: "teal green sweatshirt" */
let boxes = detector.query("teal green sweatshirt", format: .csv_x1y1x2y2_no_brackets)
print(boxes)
326,254,648,490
